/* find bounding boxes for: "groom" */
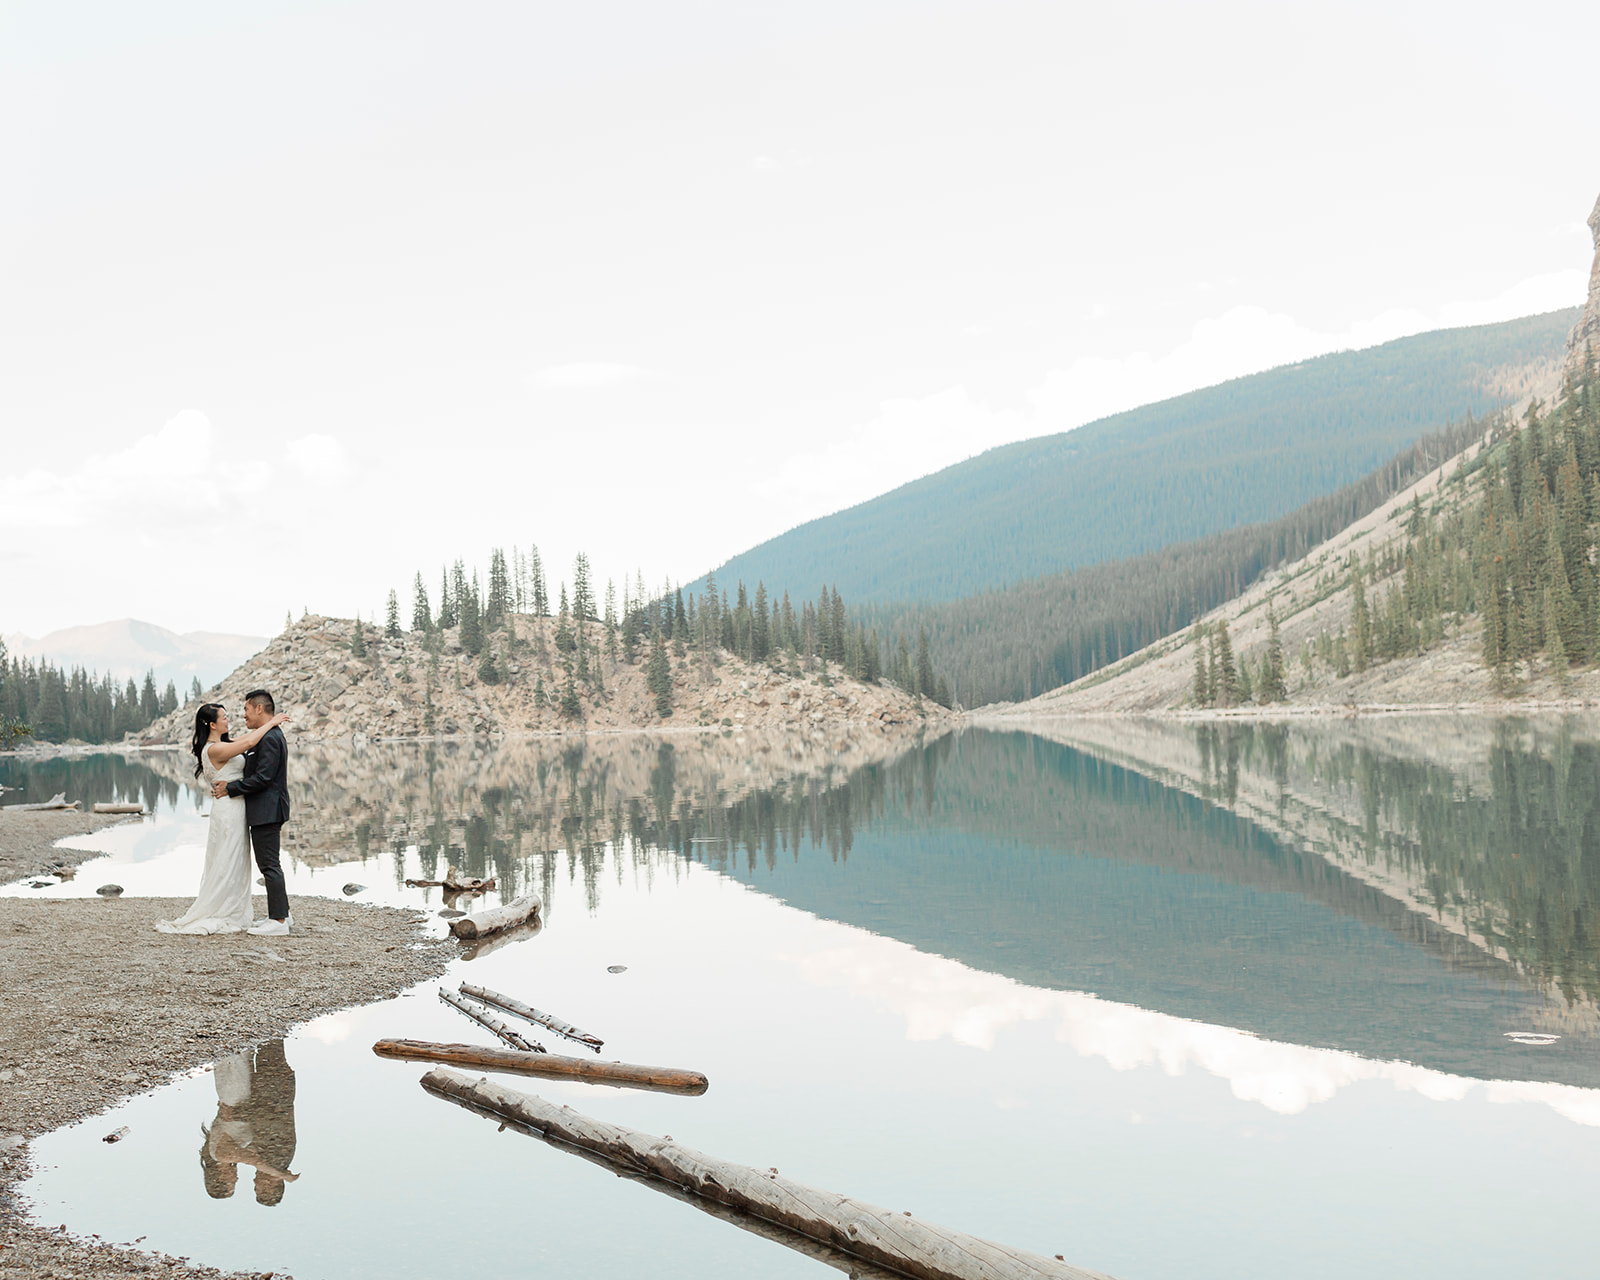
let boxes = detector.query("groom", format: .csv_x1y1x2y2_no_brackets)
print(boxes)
212,688,292,936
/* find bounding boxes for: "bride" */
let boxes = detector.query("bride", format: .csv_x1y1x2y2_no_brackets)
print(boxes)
155,701,290,935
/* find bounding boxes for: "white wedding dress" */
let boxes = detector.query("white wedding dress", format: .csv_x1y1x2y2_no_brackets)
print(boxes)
155,744,254,934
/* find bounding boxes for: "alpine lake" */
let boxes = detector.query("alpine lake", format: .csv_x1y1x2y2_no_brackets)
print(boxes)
3,715,1599,1280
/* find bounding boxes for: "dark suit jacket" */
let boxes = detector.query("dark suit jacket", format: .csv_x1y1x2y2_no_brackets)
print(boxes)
226,724,291,827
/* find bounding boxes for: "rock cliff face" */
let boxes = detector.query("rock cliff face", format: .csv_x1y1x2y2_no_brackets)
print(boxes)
137,613,949,747
1565,190,1600,386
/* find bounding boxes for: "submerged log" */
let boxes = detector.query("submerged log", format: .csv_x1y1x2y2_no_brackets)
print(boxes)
437,988,546,1053
92,802,145,814
4,792,78,811
419,1069,1104,1280
458,982,603,1051
373,1039,707,1096
448,894,539,941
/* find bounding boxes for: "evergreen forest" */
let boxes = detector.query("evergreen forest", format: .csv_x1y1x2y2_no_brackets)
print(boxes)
0,640,189,745
700,310,1577,607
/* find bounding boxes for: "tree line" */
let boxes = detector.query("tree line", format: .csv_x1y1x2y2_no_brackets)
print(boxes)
855,414,1489,707
1281,346,1600,695
373,544,951,721
0,640,195,744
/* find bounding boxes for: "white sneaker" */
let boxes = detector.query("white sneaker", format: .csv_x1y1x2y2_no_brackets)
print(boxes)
248,918,289,936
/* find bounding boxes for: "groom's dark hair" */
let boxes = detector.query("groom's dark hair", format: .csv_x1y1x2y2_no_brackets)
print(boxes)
244,689,275,714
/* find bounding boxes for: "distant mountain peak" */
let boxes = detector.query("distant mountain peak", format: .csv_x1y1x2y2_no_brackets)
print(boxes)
4,618,267,689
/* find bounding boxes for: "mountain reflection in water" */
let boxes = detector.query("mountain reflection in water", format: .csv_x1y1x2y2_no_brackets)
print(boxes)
36,715,1600,1091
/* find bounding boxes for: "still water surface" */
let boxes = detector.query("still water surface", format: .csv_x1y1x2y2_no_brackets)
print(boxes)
6,720,1599,1279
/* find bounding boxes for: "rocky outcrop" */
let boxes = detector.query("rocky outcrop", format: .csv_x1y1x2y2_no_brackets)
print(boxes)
137,613,950,747
1565,189,1600,387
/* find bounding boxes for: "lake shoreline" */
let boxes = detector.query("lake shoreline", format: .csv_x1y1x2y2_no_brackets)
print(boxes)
0,893,454,1280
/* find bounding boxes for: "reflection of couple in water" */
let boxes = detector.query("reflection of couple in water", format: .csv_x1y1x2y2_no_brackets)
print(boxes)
200,1040,299,1205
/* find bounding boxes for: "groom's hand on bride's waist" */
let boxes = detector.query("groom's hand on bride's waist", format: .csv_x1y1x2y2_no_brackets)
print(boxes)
212,781,229,799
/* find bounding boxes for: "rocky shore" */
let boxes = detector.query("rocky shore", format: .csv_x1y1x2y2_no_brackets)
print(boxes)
0,810,134,887
0,827,453,1280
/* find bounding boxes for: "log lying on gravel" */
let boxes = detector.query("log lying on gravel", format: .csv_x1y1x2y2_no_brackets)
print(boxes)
3,792,78,811
437,988,546,1053
420,1069,1106,1280
448,894,539,940
458,982,603,1051
374,1039,708,1095
91,802,145,814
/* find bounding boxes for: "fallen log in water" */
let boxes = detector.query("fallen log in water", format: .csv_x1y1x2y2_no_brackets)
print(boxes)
458,982,603,1051
373,1039,708,1096
419,1069,1104,1280
405,864,496,893
437,988,546,1053
3,792,78,811
92,802,145,814
460,916,542,961
427,1079,907,1280
448,894,539,941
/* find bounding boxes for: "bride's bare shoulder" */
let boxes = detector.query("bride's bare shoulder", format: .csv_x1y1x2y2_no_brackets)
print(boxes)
204,742,227,767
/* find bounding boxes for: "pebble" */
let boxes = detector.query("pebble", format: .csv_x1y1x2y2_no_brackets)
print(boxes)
96,885,123,897
342,883,366,895
606,965,628,974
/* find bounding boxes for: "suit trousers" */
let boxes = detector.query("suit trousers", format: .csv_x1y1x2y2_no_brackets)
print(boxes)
249,822,288,921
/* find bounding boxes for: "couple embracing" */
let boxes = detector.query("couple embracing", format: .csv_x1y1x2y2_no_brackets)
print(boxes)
156,689,294,937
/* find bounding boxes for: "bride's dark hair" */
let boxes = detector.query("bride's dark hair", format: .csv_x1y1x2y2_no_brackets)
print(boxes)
191,703,230,778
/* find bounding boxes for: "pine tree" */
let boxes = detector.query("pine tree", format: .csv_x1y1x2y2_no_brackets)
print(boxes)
160,680,179,716
1546,587,1572,695
478,645,500,685
1190,624,1211,706
459,578,483,655
573,553,594,622
412,573,432,633
1261,604,1287,703
555,586,575,653
188,677,203,704
487,548,510,630
140,670,160,721
604,581,618,661
350,614,368,657
438,565,457,629
646,629,672,717
386,589,402,638
1211,621,1237,707
1351,565,1371,672
530,544,549,617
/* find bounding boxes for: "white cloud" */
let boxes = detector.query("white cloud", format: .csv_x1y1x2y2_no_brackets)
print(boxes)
527,362,647,390
783,932,1600,1126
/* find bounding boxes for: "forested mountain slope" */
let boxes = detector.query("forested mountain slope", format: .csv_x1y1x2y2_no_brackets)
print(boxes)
700,310,1576,605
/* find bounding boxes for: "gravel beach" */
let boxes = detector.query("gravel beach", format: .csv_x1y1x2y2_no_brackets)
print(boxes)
0,864,454,1278
0,810,134,887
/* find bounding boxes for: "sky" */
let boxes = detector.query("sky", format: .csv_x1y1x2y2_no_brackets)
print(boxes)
3,0,1598,640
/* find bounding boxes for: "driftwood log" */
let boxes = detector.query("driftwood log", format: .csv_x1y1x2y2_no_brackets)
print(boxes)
460,916,542,961
92,802,145,814
428,1078,908,1280
448,894,539,940
420,1069,1105,1280
458,982,603,1051
3,792,78,811
405,864,496,892
373,1039,708,1096
437,988,546,1053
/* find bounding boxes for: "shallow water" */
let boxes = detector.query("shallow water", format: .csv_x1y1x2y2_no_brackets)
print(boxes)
10,721,1600,1279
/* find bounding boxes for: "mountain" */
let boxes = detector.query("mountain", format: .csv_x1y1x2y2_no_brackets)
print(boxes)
3,619,267,691
697,309,1578,606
